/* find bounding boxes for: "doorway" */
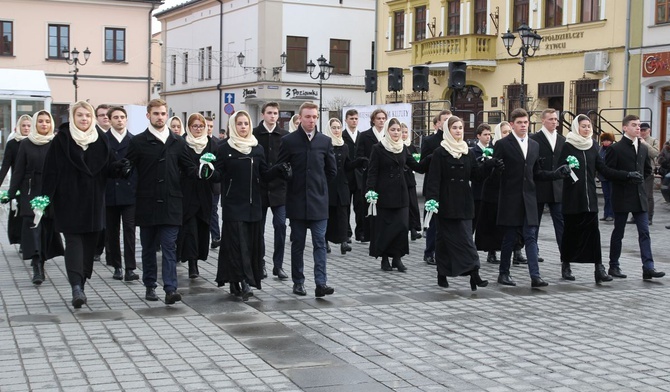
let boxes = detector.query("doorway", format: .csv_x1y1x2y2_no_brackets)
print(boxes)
661,87,670,146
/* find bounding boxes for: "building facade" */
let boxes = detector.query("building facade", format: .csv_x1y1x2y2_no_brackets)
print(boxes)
155,0,375,132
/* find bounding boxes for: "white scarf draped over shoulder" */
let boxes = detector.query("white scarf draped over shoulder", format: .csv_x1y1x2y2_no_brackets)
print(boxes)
28,111,56,146
323,118,344,147
566,114,594,151
440,127,470,159
227,110,258,155
380,118,405,154
68,101,99,150
185,113,209,154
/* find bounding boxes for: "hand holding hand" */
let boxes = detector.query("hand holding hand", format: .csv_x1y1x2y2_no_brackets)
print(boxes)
282,163,292,180
627,171,644,184
555,164,571,178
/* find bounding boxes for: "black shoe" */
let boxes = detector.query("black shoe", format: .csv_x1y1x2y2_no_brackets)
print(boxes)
340,242,352,254
381,256,392,271
410,229,422,240
424,255,436,265
608,267,627,278
356,236,369,243
605,217,613,222
497,273,516,286
315,284,334,297
230,282,241,296
113,267,123,280
124,270,140,282
599,216,608,221
666,225,670,229
165,291,182,304
326,244,331,254
392,257,407,272
71,285,87,309
643,269,666,280
347,237,352,243
293,283,306,296
262,266,268,279
32,262,44,285
273,267,288,280
561,262,575,281
649,220,653,226
470,269,489,291
211,238,221,249
627,218,635,224
188,260,199,279
531,276,549,288
486,251,499,264
437,274,449,288
240,281,253,301
595,265,613,284
145,288,159,301
512,250,527,264
538,257,544,263
93,254,101,262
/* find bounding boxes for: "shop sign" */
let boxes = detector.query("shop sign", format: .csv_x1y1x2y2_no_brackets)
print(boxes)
285,88,318,99
543,31,584,50
643,52,670,77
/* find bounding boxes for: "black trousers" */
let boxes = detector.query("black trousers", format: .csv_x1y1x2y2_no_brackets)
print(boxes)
105,204,137,270
64,232,100,287
408,186,421,232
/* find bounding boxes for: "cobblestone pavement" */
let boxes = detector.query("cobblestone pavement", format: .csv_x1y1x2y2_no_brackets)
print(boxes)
1,181,670,391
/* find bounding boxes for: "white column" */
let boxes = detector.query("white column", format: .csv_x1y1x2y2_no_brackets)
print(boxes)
426,9,431,38
404,12,409,48
409,12,414,46
505,0,511,31
388,16,392,51
441,6,445,35
600,0,606,21
571,0,578,24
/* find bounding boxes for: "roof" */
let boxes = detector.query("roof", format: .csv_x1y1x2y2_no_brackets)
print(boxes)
154,0,205,18
0,69,51,97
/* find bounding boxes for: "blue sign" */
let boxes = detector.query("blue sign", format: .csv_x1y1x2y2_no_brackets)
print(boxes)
224,93,235,104
224,103,235,115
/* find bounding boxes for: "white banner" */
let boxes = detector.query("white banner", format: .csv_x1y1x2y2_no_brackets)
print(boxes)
342,103,412,131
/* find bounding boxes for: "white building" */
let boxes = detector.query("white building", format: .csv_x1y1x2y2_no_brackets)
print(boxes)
155,0,375,132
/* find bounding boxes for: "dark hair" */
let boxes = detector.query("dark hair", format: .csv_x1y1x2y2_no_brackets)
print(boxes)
432,110,452,125
369,108,388,126
600,132,615,143
95,104,111,114
509,108,529,123
387,118,401,129
622,114,639,126
107,106,127,118
476,123,491,135
640,122,651,130
147,99,167,112
204,116,213,122
261,102,279,113
345,109,358,118
446,116,462,130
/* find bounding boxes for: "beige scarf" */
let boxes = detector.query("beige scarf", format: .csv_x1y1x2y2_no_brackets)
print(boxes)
168,116,185,136
185,113,209,154
12,114,32,142
380,118,405,154
227,110,258,154
323,118,344,147
69,101,99,151
401,123,412,147
28,111,55,146
566,114,593,151
440,126,470,159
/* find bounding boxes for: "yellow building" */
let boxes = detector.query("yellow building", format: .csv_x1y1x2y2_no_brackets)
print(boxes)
376,0,632,138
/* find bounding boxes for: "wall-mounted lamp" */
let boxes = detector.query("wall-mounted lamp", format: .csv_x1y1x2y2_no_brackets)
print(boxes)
648,85,655,94
237,52,287,78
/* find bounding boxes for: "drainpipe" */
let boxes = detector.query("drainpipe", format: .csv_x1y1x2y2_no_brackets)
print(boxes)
372,0,378,105
217,0,224,132
622,0,631,109
147,2,158,102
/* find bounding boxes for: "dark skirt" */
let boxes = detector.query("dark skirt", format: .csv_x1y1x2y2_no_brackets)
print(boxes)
408,186,421,231
474,201,504,251
177,214,210,262
326,205,348,243
7,205,22,244
21,217,64,262
216,221,263,289
369,206,409,258
560,212,602,264
436,217,480,276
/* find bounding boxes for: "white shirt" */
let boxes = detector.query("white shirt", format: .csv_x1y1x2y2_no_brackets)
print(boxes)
477,141,488,151
263,122,276,133
540,127,557,152
111,128,127,143
513,132,528,159
346,128,358,143
149,125,169,144
373,127,384,142
305,131,314,140
624,134,638,154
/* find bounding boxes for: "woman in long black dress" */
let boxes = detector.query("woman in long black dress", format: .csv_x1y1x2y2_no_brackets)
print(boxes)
9,111,64,286
559,114,631,283
425,116,497,290
0,114,31,246
177,113,219,279
401,123,422,240
366,117,428,272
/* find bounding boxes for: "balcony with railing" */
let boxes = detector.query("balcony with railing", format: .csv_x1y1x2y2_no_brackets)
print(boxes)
412,34,497,65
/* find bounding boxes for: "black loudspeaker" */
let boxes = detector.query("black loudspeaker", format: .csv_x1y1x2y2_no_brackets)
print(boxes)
388,67,403,92
448,61,467,89
364,69,378,93
412,66,429,92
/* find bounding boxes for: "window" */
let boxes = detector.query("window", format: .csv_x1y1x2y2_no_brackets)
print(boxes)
206,46,212,79
657,0,669,23
474,0,487,34
447,1,460,36
581,0,600,22
183,52,188,83
545,0,563,27
513,0,529,31
286,36,307,72
48,24,69,59
394,10,405,49
330,39,350,75
1,21,12,56
198,48,205,81
104,28,125,62
415,6,426,41
170,55,176,85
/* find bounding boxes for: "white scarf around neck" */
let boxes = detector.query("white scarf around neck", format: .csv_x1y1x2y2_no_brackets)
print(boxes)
440,122,470,159
13,114,32,142
111,128,127,144
227,110,258,155
69,101,99,151
323,118,344,147
566,114,594,151
380,118,405,154
185,113,209,154
28,111,55,146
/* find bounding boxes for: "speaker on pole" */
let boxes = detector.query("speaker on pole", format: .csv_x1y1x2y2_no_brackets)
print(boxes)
388,67,403,92
412,66,429,92
448,61,467,90
364,69,378,93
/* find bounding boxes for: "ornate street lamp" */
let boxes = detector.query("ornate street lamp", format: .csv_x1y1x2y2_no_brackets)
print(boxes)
501,24,542,110
306,54,333,132
62,47,91,102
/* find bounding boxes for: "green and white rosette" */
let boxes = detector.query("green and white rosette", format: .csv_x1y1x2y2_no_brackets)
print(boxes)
412,153,421,163
1,190,19,216
199,152,217,179
482,147,494,158
423,199,439,228
11,190,19,215
30,196,50,227
566,155,580,182
365,190,378,217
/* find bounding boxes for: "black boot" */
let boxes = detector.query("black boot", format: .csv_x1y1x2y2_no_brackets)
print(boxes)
188,260,199,279
391,257,407,272
410,229,422,240
381,256,392,271
561,262,575,281
469,269,489,291
71,285,87,309
486,251,499,264
595,264,613,284
32,261,44,285
240,281,253,301
513,250,527,264
340,242,352,254
437,274,449,288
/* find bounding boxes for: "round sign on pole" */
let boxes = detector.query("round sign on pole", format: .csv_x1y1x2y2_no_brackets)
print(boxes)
224,103,235,115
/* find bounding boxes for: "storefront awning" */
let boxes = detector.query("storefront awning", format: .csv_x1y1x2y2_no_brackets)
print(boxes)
0,69,51,97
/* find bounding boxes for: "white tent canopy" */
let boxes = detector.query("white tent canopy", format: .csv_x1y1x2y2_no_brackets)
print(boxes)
0,69,51,97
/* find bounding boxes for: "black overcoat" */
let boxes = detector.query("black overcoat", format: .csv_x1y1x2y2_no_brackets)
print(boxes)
0,138,20,185
420,129,443,195
405,144,419,187
216,143,267,222
530,131,565,203
253,121,288,207
180,138,220,222
126,129,186,227
105,131,136,207
328,144,353,207
469,144,485,200
9,140,52,217
354,128,381,191
342,130,358,191
605,136,652,213
277,127,337,221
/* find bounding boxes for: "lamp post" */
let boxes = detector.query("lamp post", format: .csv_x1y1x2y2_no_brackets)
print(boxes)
237,52,287,78
501,25,542,110
62,47,91,102
306,54,333,132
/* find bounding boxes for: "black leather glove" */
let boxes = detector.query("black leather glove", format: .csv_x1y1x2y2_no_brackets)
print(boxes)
555,164,571,178
482,157,497,168
354,157,368,169
111,158,133,178
281,163,292,180
627,171,644,184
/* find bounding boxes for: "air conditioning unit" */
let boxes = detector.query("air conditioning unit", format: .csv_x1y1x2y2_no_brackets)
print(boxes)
584,51,609,73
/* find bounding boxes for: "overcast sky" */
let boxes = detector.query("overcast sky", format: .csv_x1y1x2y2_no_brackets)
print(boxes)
152,0,188,33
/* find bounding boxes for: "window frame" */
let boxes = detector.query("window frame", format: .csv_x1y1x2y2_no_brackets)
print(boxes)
286,35,308,72
1,20,13,56
198,48,205,81
170,55,176,85
104,27,126,63
447,0,460,36
414,6,427,42
394,10,405,49
474,0,487,34
581,0,600,23
48,24,70,59
513,0,529,31
329,39,350,75
545,0,563,28
183,52,188,83
206,46,213,80
656,0,670,24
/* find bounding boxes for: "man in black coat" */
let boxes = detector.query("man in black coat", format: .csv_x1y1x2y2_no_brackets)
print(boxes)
206,117,222,250
420,110,451,265
606,115,665,280
277,102,337,297
253,102,289,280
493,108,569,288
104,107,139,282
343,109,362,243
93,104,111,263
529,108,566,275
126,99,186,305
470,123,493,260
